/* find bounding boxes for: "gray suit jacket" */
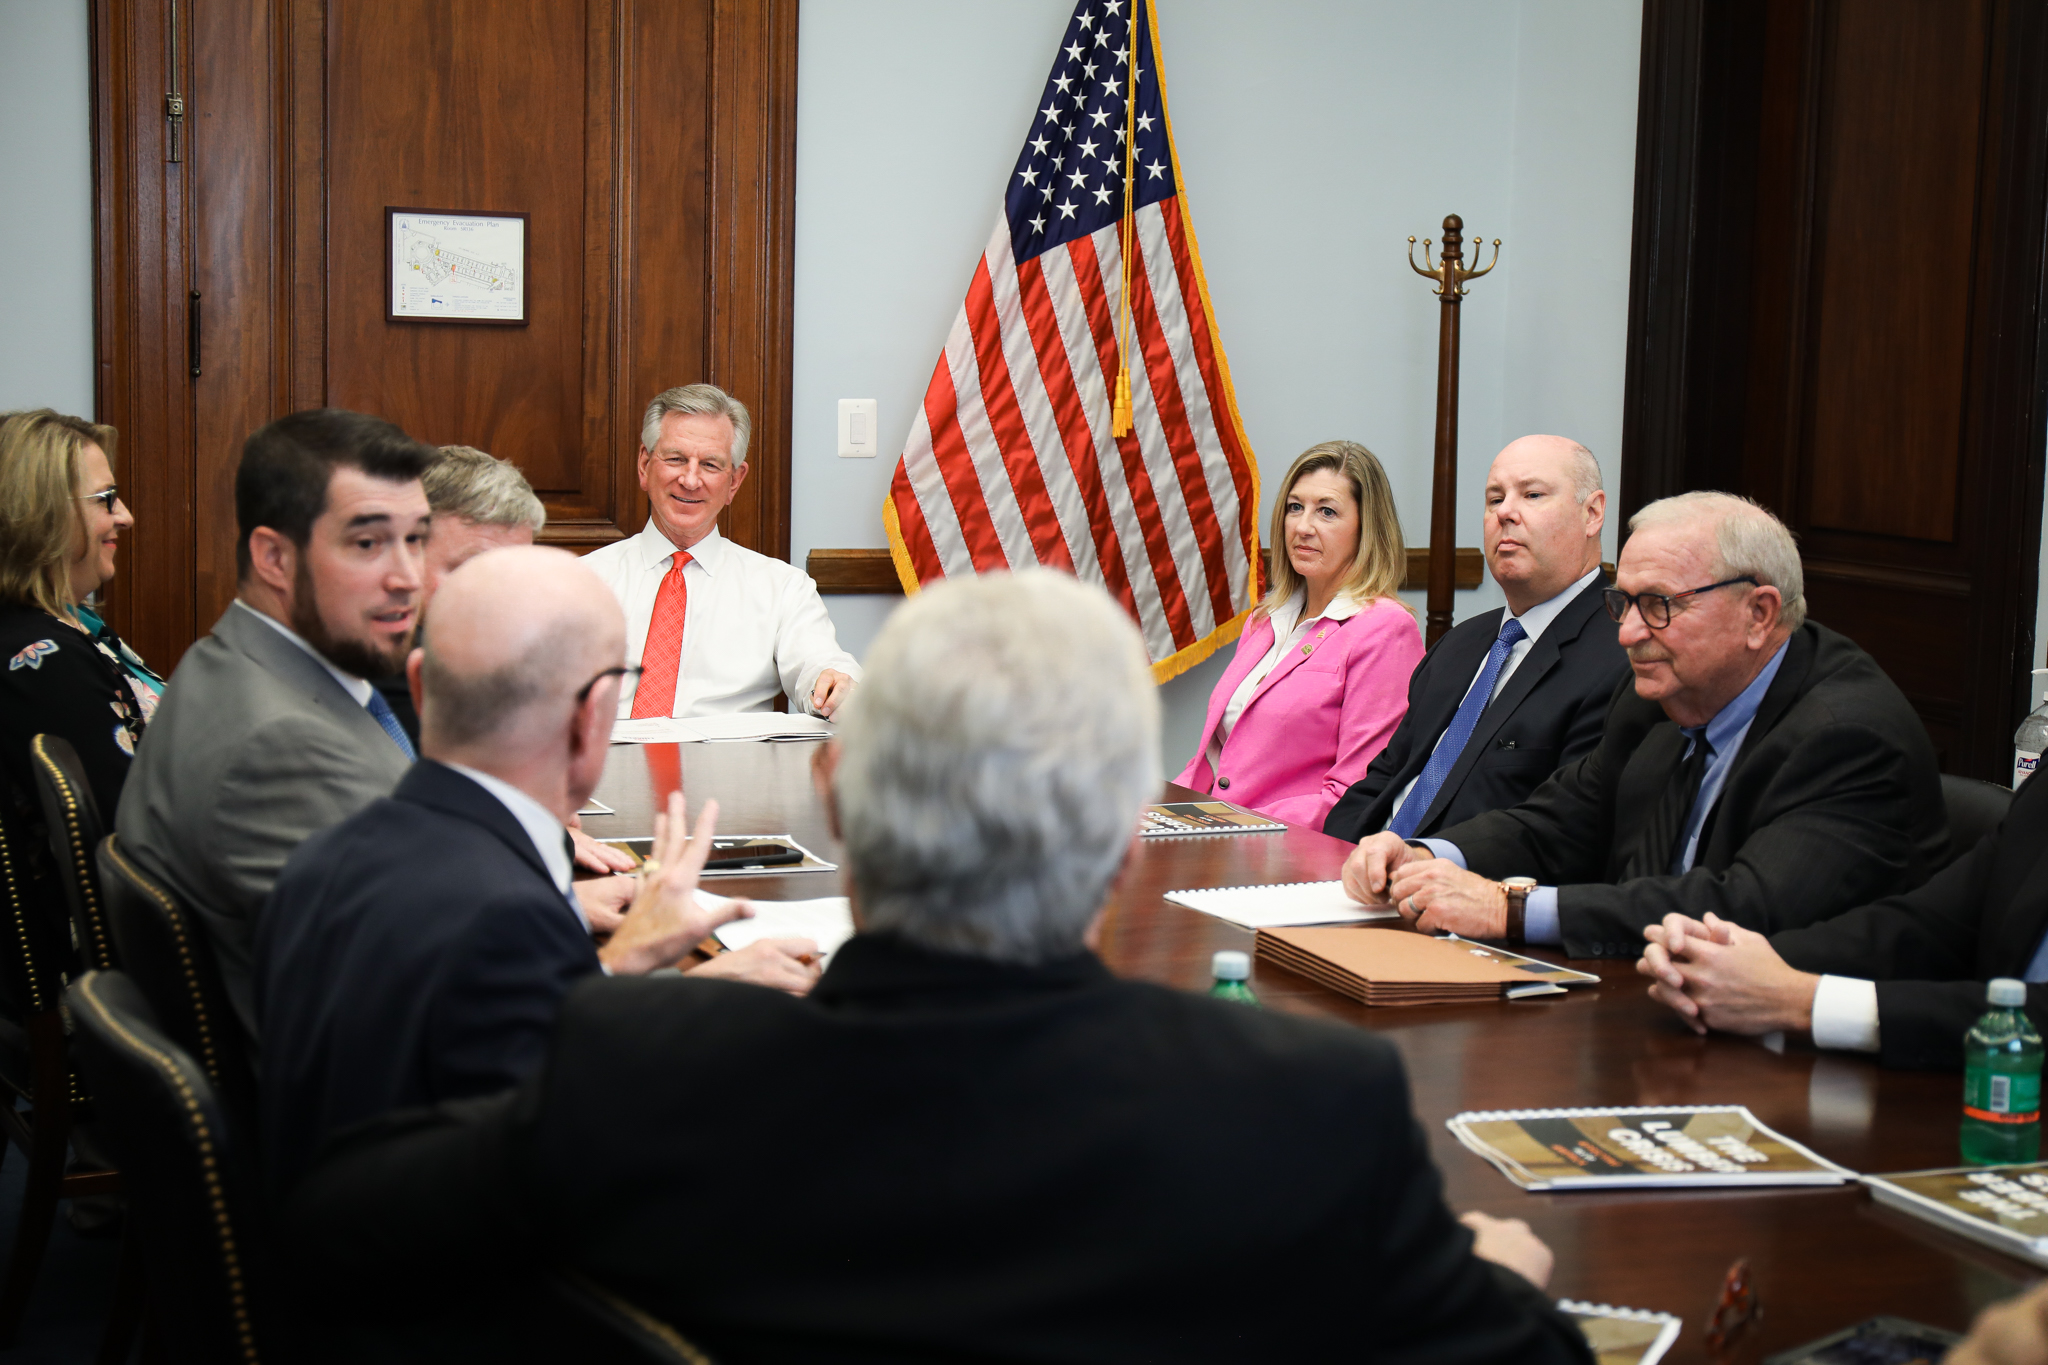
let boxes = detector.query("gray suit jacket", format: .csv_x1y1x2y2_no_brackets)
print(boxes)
117,602,412,1038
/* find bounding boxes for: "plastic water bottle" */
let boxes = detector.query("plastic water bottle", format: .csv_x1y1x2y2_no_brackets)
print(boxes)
2016,669,2048,789
1209,950,1259,1007
1962,978,2042,1166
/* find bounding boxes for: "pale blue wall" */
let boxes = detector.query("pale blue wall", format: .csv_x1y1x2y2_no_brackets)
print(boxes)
0,0,94,416
793,0,1645,774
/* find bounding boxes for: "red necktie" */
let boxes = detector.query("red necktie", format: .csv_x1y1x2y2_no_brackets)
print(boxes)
630,551,692,719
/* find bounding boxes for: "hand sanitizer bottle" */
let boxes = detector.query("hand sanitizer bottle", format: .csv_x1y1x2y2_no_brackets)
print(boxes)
2015,669,2048,789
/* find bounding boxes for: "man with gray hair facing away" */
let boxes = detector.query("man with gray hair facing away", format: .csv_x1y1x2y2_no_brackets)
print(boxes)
285,570,1594,1363
1344,490,1945,957
581,383,860,720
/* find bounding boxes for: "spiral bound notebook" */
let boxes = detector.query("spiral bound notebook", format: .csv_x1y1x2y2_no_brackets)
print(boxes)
1449,1105,1853,1191
1140,802,1286,837
1162,881,1396,928
1558,1301,1681,1365
1863,1162,2048,1269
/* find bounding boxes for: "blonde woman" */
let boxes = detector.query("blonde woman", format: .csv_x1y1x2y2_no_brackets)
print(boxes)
1176,441,1423,825
0,409,161,820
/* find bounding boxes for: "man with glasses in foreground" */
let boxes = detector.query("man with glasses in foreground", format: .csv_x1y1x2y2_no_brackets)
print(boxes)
256,545,824,1194
1341,491,1944,958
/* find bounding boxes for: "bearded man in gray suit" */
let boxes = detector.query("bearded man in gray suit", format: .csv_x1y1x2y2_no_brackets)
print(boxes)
118,410,439,1038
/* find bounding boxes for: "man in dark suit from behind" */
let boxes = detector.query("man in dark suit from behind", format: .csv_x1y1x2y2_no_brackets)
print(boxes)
1324,435,1626,843
285,570,1594,1364
257,546,820,1194
1345,491,1945,958
1639,768,2048,1071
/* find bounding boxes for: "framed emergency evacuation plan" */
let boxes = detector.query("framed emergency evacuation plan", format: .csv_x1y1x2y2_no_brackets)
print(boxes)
385,208,529,325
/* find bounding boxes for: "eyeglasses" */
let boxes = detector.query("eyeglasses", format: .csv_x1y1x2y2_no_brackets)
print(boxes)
576,664,642,704
76,488,121,514
1602,576,1757,630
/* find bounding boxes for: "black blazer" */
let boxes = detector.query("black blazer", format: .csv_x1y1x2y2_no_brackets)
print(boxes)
1323,576,1626,841
255,760,599,1194
1440,621,1946,958
286,934,1592,1365
1772,768,2048,1070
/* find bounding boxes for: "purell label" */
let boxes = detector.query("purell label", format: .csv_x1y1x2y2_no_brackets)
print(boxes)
2018,751,2041,789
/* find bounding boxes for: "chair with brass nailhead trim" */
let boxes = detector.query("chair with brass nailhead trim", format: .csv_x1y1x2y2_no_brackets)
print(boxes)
30,735,118,974
67,969,273,1361
98,834,258,1141
0,793,138,1355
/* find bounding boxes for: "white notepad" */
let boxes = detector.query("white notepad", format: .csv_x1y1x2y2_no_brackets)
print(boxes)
1163,881,1399,929
698,890,856,963
610,714,834,745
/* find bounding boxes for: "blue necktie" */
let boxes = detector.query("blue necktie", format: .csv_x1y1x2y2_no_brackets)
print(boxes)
365,691,418,762
1389,616,1527,838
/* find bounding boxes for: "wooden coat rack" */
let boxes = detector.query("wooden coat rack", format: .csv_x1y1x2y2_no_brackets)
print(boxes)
1408,214,1499,646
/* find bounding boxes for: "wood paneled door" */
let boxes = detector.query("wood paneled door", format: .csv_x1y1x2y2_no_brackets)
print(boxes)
1620,0,2048,779
91,0,797,674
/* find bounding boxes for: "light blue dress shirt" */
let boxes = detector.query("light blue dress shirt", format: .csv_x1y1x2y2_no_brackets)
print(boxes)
1422,640,1791,946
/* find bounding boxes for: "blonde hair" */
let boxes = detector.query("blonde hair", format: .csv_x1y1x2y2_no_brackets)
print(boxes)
0,409,118,620
425,445,546,531
1258,440,1406,620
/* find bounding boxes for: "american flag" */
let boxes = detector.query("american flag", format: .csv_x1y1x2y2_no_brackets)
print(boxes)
883,0,1260,681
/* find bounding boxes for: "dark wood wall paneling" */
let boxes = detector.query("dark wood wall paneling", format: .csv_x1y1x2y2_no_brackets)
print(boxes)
91,0,798,672
1620,0,2048,779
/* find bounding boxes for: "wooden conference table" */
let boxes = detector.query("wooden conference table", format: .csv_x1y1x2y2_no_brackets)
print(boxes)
584,740,2031,1363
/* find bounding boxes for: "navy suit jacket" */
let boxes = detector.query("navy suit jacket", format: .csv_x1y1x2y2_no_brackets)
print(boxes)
1323,576,1627,842
287,935,1593,1364
255,760,600,1193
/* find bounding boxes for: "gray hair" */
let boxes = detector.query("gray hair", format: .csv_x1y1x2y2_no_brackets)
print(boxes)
1563,441,1603,504
1628,491,1806,631
835,570,1160,965
423,445,545,532
640,384,752,465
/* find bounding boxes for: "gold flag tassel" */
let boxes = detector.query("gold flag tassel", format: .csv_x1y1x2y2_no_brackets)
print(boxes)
1110,0,1141,438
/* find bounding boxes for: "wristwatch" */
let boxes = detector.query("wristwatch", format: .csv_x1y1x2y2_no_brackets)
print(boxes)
1501,877,1537,945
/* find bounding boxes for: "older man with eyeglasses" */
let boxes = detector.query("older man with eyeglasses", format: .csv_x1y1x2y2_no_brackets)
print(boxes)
1341,490,1945,958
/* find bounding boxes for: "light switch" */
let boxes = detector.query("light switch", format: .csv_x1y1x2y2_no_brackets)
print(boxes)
838,398,879,458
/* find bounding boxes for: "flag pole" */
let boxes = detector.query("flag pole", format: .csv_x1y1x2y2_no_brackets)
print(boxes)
1110,2,1140,437
1407,214,1500,646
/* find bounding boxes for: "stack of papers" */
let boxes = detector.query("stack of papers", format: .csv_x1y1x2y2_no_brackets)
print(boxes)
1449,1105,1852,1191
698,889,856,964
1164,881,1396,928
1253,925,1598,1004
610,713,833,745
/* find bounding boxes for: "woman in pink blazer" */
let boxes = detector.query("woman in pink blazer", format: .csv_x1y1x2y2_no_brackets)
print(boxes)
1176,441,1423,827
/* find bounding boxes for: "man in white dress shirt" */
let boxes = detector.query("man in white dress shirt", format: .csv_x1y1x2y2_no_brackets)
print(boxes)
581,384,860,720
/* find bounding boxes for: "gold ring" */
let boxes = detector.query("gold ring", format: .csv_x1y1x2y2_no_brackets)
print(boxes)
639,858,662,876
